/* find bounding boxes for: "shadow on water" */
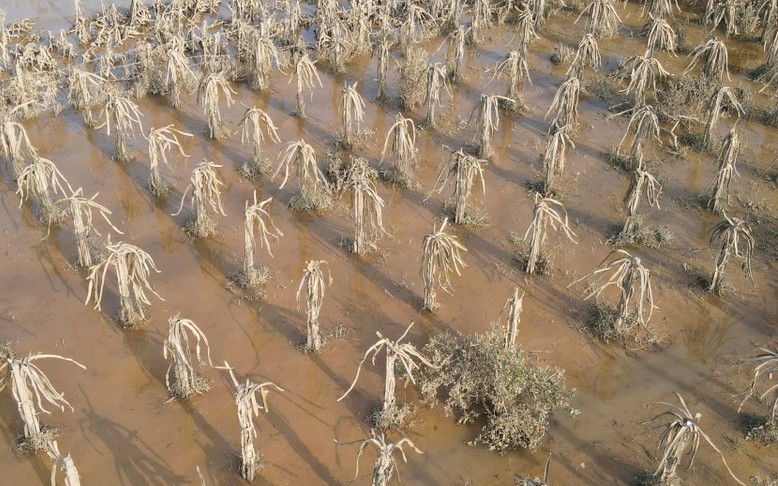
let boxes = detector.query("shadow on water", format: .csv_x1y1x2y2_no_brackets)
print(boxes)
77,387,187,486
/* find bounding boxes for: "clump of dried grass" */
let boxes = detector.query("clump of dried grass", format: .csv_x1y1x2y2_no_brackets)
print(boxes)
418,328,575,451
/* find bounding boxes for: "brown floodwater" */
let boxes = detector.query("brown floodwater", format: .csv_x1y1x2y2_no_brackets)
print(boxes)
1,2,777,485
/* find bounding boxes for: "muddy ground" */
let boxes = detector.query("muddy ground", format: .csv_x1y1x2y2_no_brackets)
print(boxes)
0,1,776,485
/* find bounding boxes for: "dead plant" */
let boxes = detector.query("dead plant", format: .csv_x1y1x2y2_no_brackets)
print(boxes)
685,36,730,83
0,103,37,178
85,240,163,328
577,0,622,38
573,250,655,344
546,76,580,133
523,194,577,275
98,88,143,162
336,430,423,486
53,188,123,269
708,213,755,295
338,322,434,429
296,260,331,352
339,81,366,149
173,160,227,238
0,347,85,454
420,218,467,310
705,128,740,213
238,107,280,180
423,63,450,128
292,54,322,118
225,362,283,482
501,287,525,351
380,113,418,190
147,125,192,196
233,192,282,288
197,70,236,139
474,93,511,158
642,393,745,485
543,127,575,194
163,314,213,399
16,154,73,226
428,148,486,226
67,68,107,128
274,139,333,212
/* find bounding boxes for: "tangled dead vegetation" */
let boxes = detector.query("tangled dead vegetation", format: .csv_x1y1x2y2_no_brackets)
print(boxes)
419,328,575,451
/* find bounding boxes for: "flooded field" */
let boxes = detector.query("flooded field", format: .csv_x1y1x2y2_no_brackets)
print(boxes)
0,1,776,485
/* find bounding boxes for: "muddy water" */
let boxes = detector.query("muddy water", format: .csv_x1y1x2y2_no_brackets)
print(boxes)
1,2,777,485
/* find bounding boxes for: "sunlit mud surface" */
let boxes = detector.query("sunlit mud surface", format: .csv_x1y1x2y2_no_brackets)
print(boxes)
0,1,776,485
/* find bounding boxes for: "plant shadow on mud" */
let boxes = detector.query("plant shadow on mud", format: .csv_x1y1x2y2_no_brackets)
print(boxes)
77,387,188,486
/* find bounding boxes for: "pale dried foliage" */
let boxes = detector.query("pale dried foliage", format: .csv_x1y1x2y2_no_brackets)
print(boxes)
622,156,662,235
546,76,580,133
542,128,575,194
706,128,740,213
492,50,531,105
576,250,655,343
54,188,123,269
0,345,86,454
339,81,366,148
399,46,428,110
703,87,742,149
197,71,235,139
641,15,677,54
16,155,72,226
685,36,730,83
421,218,467,310
577,0,622,38
474,93,511,158
85,241,163,328
344,161,386,256
620,51,670,107
274,139,332,211
292,54,322,118
239,107,280,179
174,160,227,238
738,345,778,422
568,33,601,79
617,104,660,162
429,148,486,225
515,455,551,486
147,125,192,196
380,114,418,190
236,192,282,288
502,287,525,351
163,314,213,399
339,322,434,428
447,24,467,83
67,68,106,127
296,260,331,352
424,63,450,127
373,30,393,100
643,393,745,485
337,431,423,486
225,362,283,482
0,103,37,178
98,89,143,162
524,194,577,275
708,213,755,295
45,439,81,486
